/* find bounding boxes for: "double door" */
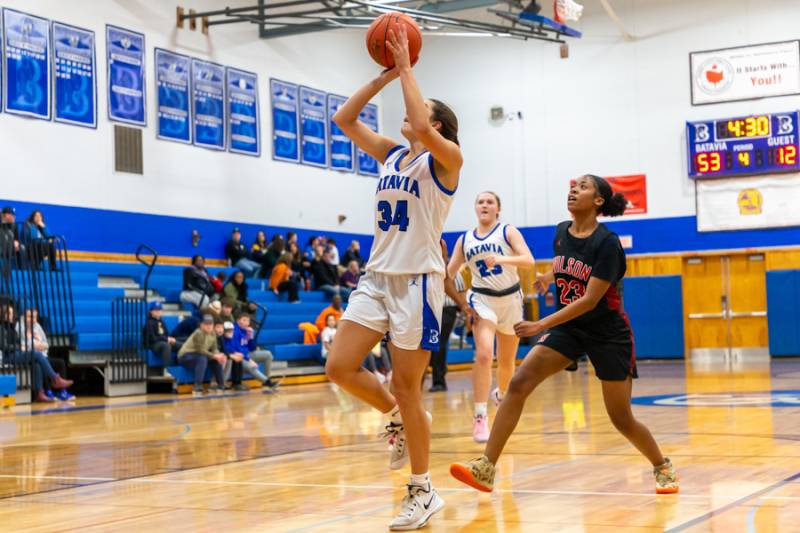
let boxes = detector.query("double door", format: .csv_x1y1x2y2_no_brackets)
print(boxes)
682,254,768,357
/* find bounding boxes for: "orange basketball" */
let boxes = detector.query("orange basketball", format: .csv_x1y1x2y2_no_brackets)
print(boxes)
365,12,422,69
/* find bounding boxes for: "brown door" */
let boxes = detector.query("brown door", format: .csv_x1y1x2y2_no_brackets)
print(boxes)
682,254,768,357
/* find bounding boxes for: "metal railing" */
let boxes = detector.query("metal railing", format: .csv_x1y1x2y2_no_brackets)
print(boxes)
109,245,157,386
19,224,76,349
110,296,147,384
1,222,76,394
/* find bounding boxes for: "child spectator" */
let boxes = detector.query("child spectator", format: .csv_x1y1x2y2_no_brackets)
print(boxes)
18,308,76,401
230,313,278,389
320,314,337,360
222,271,259,316
210,271,227,295
143,302,176,379
340,260,361,291
220,321,247,391
181,255,215,310
341,240,364,268
270,253,300,303
225,228,261,278
177,314,227,395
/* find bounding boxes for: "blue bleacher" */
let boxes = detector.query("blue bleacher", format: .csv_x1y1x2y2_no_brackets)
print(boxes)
69,260,333,386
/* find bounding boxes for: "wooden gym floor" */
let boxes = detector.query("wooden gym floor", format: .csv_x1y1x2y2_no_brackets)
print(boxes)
0,357,799,532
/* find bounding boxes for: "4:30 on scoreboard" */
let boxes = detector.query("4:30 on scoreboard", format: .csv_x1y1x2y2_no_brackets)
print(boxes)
686,111,800,178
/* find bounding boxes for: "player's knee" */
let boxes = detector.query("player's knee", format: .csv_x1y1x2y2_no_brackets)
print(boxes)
608,409,636,433
507,372,533,398
324,360,345,384
392,380,420,406
474,348,493,366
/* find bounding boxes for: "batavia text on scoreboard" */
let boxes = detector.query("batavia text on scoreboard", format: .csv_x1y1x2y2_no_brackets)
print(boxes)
686,111,799,178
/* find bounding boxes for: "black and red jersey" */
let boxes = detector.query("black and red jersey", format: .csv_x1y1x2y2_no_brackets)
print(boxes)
551,221,628,337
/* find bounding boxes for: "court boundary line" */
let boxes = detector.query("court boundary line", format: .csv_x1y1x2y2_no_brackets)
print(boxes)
664,471,800,532
3,473,800,502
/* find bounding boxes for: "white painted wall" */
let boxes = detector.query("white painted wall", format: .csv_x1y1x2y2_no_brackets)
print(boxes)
382,0,800,232
0,0,379,234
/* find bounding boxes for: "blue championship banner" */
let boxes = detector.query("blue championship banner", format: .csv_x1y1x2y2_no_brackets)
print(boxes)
357,103,380,176
106,25,146,126
52,22,96,128
226,67,260,156
270,78,299,163
327,94,354,172
192,58,225,150
155,48,191,143
299,86,328,168
2,8,51,120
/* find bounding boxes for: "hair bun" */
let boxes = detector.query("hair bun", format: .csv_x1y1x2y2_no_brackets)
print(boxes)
602,192,628,217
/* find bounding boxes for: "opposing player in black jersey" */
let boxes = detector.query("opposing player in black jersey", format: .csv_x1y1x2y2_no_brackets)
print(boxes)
449,175,679,495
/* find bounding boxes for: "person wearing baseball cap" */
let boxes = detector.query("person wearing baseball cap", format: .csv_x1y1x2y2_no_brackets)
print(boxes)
177,314,227,394
143,301,176,379
0,206,20,255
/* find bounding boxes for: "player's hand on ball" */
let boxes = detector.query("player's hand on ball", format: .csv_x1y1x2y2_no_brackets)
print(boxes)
514,320,545,338
378,67,400,84
386,26,412,70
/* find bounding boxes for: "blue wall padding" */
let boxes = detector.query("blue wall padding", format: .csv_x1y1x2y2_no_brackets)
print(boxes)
624,276,684,359
536,276,684,359
767,270,800,357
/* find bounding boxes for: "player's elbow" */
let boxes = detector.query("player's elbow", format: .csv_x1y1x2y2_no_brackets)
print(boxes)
332,110,352,129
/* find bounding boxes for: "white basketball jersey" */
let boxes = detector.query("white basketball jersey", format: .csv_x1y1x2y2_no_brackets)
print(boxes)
463,223,520,291
366,146,456,275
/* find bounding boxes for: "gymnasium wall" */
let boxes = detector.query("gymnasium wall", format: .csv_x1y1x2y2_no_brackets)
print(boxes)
0,0,381,257
383,0,800,253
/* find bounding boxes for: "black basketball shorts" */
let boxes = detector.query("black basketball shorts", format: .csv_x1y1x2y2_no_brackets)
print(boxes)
537,325,637,381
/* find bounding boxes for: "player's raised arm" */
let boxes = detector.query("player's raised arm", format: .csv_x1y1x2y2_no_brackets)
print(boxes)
332,70,402,164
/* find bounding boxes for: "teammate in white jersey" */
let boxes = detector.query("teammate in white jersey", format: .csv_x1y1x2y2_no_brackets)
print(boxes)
327,26,463,531
447,192,535,442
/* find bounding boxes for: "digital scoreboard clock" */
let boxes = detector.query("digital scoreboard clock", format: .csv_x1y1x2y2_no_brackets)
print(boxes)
686,111,799,178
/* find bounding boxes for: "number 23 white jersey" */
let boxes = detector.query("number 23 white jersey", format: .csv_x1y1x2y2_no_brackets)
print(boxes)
366,146,456,275
462,223,520,291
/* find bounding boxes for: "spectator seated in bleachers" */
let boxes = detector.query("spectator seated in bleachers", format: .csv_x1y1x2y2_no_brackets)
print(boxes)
18,307,75,401
222,316,278,390
340,260,361,292
181,255,215,310
23,209,57,271
260,234,286,279
177,314,227,395
287,241,306,288
320,314,338,360
341,240,365,269
143,301,176,379
310,245,350,302
1,303,72,403
235,313,278,389
1,206,21,255
299,294,344,344
210,271,226,295
222,271,260,316
326,238,341,270
250,231,269,273
225,228,261,278
270,253,300,303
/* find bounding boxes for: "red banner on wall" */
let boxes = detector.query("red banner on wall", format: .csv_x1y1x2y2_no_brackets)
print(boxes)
605,174,647,215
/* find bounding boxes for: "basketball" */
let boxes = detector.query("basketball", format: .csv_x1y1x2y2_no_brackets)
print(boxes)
365,12,422,68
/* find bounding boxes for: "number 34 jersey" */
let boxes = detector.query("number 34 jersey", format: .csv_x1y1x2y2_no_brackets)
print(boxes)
462,223,520,292
366,146,456,276
551,221,629,337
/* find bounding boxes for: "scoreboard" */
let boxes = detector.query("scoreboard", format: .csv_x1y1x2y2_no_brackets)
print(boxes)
686,111,799,179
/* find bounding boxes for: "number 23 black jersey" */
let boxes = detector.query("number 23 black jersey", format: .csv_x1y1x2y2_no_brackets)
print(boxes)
551,221,629,337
